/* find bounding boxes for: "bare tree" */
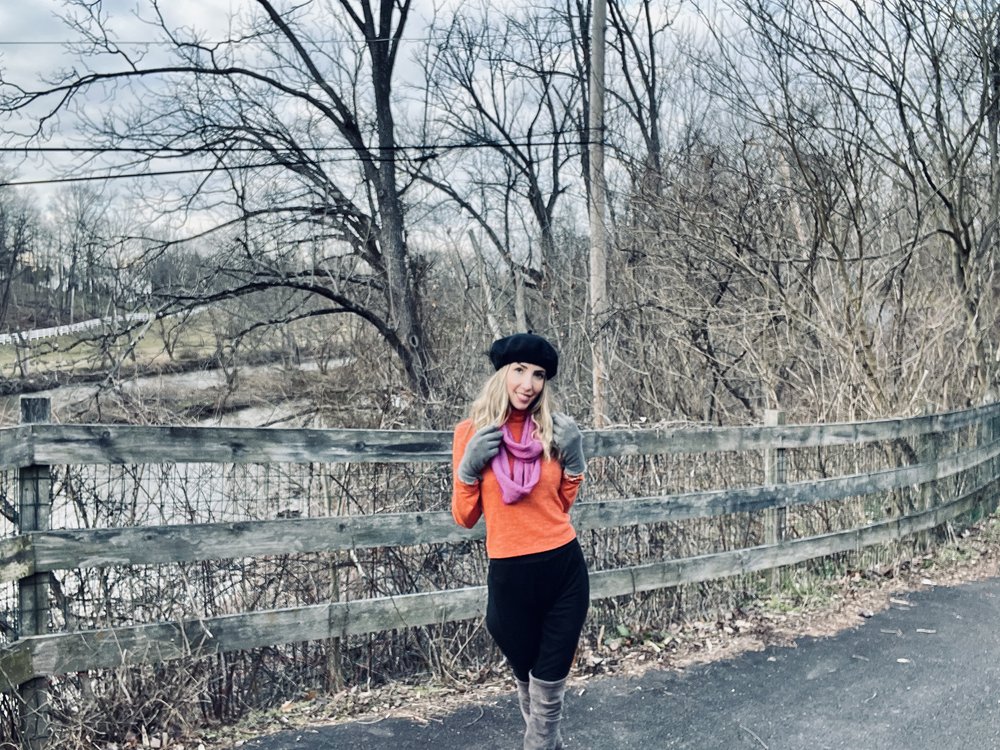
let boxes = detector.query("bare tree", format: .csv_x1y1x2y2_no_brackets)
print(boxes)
700,0,1000,406
47,184,113,322
604,0,683,193
0,182,39,332
0,0,436,401
419,4,582,332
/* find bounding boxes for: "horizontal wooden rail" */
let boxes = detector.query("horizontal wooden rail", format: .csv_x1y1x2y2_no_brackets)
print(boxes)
580,436,1000,532
589,478,989,598
0,472,990,692
587,402,1000,457
26,513,482,578
10,437,998,582
0,588,489,691
0,401,997,470
29,425,454,467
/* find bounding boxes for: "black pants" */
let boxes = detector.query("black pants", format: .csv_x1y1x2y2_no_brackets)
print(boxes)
486,538,590,682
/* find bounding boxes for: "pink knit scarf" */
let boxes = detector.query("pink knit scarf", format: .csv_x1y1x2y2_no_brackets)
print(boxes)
490,414,544,505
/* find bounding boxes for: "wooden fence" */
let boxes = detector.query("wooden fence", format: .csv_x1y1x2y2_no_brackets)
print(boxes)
1,396,999,747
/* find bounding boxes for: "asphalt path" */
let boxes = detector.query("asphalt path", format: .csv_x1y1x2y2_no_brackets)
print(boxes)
241,577,1000,749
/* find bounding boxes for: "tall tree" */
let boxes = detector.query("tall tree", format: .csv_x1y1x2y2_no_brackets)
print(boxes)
0,0,435,399
47,184,112,322
703,0,1000,403
420,5,581,333
0,182,39,333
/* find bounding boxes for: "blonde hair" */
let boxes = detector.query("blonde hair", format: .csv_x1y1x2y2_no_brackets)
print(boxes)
469,365,555,458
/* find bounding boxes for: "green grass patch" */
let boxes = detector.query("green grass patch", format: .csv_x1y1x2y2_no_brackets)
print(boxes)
0,315,220,378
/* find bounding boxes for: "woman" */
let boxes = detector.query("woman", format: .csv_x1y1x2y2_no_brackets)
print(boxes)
452,332,589,750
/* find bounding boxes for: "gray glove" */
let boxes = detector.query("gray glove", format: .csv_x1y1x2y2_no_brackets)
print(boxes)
457,424,502,484
553,413,585,476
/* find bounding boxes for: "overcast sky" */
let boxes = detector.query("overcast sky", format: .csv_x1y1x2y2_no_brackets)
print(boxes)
0,1,251,190
0,0,441,86
1,0,242,78
0,0,447,211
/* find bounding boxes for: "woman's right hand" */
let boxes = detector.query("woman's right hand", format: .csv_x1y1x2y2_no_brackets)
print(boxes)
553,413,586,475
457,424,502,484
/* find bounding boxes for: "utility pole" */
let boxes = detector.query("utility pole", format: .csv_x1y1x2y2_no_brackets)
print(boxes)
588,0,609,427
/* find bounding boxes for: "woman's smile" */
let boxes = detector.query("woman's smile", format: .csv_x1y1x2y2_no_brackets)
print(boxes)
505,361,546,410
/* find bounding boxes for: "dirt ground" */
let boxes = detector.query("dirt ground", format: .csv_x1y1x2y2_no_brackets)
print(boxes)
189,515,1000,750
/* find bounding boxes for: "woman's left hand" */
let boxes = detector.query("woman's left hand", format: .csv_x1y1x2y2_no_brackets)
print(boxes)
552,413,586,476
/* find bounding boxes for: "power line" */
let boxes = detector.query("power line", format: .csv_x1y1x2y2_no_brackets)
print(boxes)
0,33,522,47
0,165,255,187
1,145,393,154
0,137,594,155
0,135,605,188
0,138,604,187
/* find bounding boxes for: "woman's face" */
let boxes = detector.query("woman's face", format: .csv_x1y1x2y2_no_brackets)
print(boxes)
505,362,546,410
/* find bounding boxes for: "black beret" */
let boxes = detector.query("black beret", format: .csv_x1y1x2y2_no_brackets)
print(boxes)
488,332,559,379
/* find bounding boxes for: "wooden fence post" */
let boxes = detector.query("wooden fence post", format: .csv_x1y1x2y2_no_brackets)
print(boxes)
917,409,941,551
986,410,1000,516
764,409,787,590
18,397,51,750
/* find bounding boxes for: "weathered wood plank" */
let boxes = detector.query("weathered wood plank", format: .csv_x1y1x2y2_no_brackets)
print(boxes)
0,426,32,472
17,437,999,578
585,401,1000,456
27,425,455,466
589,481,987,599
1,587,488,690
0,400,994,469
0,641,32,691
577,437,1000,531
30,513,483,574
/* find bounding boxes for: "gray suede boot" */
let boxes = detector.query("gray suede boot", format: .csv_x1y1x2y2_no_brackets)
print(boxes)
516,677,531,725
524,673,566,750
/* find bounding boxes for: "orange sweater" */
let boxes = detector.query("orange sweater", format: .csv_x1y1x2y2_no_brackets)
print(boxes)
451,410,583,559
